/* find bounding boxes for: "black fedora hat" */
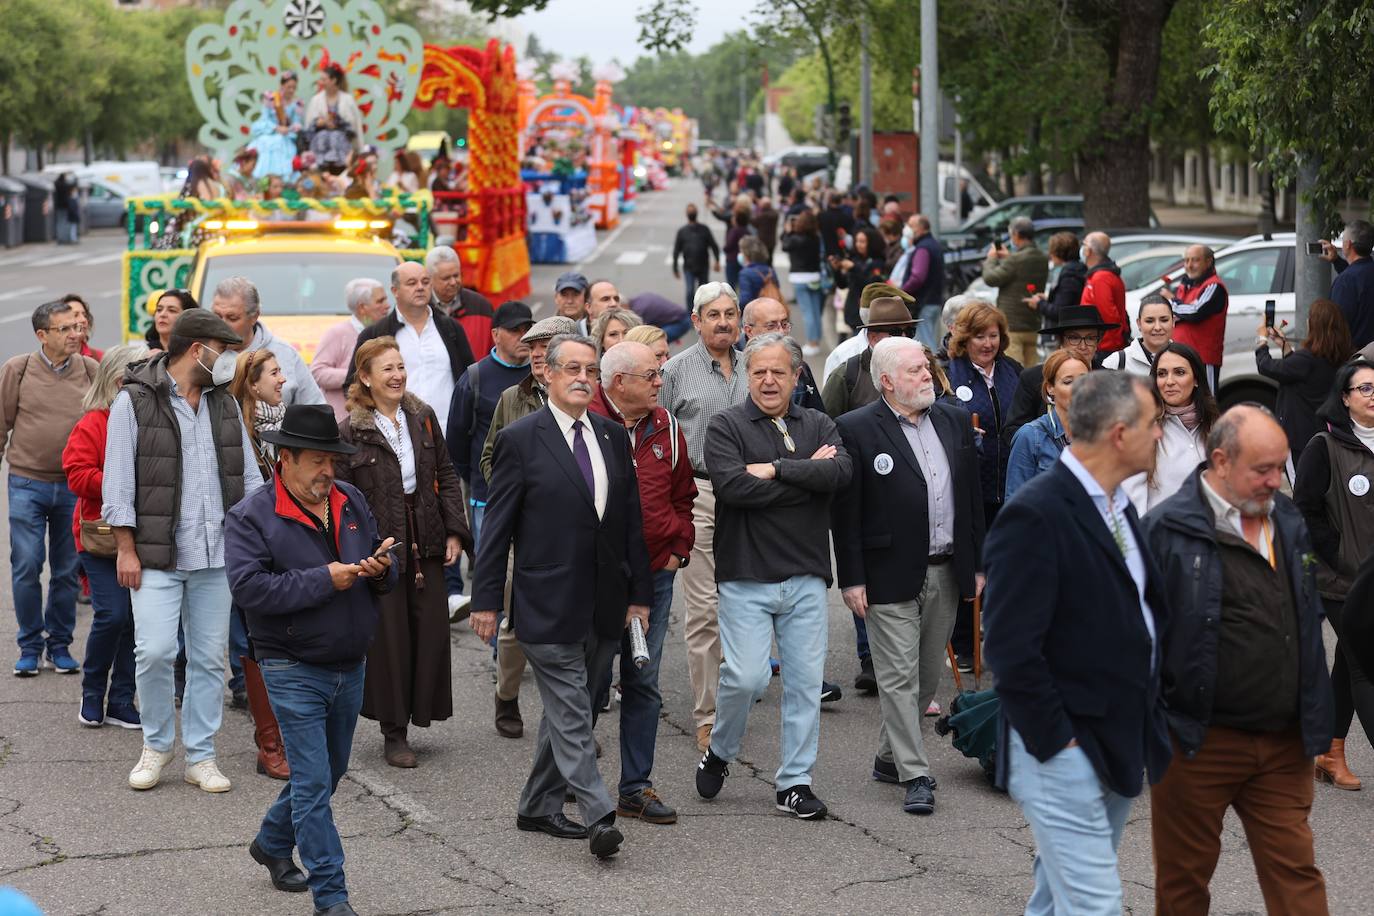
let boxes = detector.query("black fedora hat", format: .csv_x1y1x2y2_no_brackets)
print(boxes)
1039,304,1120,335
260,405,358,455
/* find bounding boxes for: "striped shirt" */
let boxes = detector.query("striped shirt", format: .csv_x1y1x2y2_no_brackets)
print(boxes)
102,379,264,571
660,340,747,474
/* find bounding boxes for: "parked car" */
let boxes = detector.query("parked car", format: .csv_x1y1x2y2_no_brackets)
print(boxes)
1117,245,1188,292
1105,231,1238,263
944,218,1085,294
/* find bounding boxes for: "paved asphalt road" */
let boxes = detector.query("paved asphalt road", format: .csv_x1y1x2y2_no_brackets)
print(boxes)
0,181,1370,915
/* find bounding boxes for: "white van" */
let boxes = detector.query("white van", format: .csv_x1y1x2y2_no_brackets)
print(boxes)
938,163,1002,229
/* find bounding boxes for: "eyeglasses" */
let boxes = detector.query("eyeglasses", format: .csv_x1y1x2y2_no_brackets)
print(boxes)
873,326,915,339
1063,333,1101,347
751,320,791,332
770,416,796,453
551,362,601,380
44,322,88,336
620,368,664,382
1347,383,1374,398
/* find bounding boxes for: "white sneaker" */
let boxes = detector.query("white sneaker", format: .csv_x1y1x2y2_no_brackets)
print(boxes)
184,758,232,793
447,593,472,621
128,745,174,790
802,343,821,357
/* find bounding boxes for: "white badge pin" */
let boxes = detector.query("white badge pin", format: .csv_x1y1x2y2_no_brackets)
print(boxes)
956,385,974,402
1351,474,1370,497
874,453,894,475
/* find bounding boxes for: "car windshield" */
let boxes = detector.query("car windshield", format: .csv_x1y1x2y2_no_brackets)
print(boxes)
199,252,398,316
1121,253,1184,291
962,201,1033,235
1216,247,1282,296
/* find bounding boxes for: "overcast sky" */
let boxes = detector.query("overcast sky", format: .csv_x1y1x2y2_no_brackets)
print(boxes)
515,0,753,66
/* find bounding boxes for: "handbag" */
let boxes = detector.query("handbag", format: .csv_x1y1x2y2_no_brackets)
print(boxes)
80,518,118,558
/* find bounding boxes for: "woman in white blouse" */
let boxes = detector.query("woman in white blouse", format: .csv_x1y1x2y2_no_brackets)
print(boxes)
1127,340,1218,513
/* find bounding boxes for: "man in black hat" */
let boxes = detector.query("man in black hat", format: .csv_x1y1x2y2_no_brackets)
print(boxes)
1002,304,1120,446
104,308,265,794
821,297,921,419
226,405,397,916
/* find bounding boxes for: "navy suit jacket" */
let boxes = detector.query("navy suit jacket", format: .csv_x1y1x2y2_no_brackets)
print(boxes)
472,406,653,644
832,399,984,603
982,458,1172,798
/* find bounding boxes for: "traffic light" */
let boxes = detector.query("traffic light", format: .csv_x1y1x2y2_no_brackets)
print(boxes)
836,103,852,142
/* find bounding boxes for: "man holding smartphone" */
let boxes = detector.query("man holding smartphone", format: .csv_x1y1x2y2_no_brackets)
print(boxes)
225,405,398,916
1320,221,1374,349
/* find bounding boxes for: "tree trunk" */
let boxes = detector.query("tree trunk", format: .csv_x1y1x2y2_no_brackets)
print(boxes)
1258,162,1276,235
1294,155,1328,337
1001,146,1015,197
1199,144,1215,213
1075,0,1175,228
1027,123,1044,194
1161,146,1177,206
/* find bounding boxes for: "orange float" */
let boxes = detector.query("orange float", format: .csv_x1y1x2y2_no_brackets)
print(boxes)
518,64,622,231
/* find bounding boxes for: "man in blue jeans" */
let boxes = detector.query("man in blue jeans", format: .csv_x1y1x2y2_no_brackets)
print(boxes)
226,405,396,916
695,333,851,819
589,340,697,824
0,299,99,676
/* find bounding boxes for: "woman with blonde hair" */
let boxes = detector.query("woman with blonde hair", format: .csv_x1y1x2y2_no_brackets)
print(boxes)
591,307,644,354
624,324,669,366
336,337,472,767
62,344,149,729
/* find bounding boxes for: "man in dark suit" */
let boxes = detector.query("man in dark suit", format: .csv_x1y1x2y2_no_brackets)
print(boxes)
469,334,652,860
832,337,985,816
982,370,1171,914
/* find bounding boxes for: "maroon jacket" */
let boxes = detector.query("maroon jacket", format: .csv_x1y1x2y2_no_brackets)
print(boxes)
589,386,697,570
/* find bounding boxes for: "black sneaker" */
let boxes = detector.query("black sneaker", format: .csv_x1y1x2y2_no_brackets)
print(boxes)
903,776,936,815
854,658,877,694
695,748,729,799
776,784,827,820
955,655,974,674
820,680,843,703
873,757,937,789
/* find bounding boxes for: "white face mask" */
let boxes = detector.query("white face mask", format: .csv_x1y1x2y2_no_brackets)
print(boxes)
198,344,238,387
1080,245,1091,262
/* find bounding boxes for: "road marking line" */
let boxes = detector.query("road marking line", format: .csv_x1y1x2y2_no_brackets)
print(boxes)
81,251,127,266
576,214,634,269
39,251,89,266
614,250,647,266
0,252,48,268
0,287,48,313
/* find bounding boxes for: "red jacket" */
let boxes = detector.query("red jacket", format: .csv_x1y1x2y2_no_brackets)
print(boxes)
1170,270,1229,366
1082,261,1128,353
442,288,495,361
589,386,697,570
61,408,108,554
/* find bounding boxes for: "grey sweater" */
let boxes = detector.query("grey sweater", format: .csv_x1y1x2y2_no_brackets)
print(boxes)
705,398,851,585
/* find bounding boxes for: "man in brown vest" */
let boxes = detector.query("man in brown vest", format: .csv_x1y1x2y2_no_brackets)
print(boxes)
102,310,265,793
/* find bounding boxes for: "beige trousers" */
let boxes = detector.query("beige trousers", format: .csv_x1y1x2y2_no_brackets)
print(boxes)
1007,330,1041,368
495,555,527,701
680,477,722,729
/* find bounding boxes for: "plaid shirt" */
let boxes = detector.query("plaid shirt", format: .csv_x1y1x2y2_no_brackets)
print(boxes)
102,379,264,571
660,341,747,474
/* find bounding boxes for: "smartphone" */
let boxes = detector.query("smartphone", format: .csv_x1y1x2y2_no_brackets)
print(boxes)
1306,241,1324,255
372,539,401,560
1264,299,1276,328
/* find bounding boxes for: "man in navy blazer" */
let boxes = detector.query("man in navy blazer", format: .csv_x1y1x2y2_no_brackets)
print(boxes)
982,370,1171,915
832,337,985,816
470,334,652,860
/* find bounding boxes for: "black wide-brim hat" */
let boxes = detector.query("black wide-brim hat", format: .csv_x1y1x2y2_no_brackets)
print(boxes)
260,405,358,455
1039,304,1120,335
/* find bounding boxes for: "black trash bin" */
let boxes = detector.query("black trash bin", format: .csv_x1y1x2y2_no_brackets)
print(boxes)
16,174,55,243
0,178,25,249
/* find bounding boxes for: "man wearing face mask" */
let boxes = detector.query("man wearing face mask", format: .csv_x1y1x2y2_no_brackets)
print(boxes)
102,310,266,793
898,215,946,353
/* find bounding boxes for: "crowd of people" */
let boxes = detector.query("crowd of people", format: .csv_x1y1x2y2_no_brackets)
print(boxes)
7,172,1374,914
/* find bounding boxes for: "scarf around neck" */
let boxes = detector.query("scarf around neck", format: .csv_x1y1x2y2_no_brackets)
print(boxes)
1166,401,1200,431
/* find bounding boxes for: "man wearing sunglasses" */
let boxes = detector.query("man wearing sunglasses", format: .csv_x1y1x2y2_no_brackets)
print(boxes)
2,300,99,678
821,297,920,419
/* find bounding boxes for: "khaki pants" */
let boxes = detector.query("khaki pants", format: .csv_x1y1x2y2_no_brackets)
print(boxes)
680,477,722,729
868,563,959,781
1007,330,1041,368
495,555,526,701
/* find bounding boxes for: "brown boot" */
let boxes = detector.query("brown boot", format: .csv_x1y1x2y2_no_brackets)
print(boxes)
1315,737,1361,790
383,723,417,768
242,656,289,780
495,694,523,738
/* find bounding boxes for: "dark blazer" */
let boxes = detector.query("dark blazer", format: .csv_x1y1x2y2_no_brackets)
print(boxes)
833,399,985,603
982,458,1172,798
471,406,653,644
344,305,475,389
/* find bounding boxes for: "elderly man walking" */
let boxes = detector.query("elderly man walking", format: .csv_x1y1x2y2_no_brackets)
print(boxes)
470,334,653,860
211,277,326,407
104,310,266,793
660,282,749,751
833,338,985,815
1144,406,1333,915
983,371,1171,914
227,405,397,916
2,300,99,676
311,278,390,420
695,333,852,819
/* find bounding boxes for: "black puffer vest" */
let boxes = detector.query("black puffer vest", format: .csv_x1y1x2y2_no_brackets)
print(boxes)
122,354,246,570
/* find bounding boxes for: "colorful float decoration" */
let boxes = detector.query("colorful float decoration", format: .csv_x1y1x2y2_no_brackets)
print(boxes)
413,39,531,302
185,0,424,174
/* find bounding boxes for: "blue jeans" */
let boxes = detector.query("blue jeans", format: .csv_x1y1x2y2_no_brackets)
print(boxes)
9,474,79,656
660,315,694,344
443,557,464,596
1006,728,1134,915
683,269,704,311
725,259,741,291
257,658,365,911
470,501,485,552
228,605,249,694
617,569,675,794
852,612,870,661
78,553,135,707
793,283,826,344
713,575,827,788
915,303,944,352
131,567,231,762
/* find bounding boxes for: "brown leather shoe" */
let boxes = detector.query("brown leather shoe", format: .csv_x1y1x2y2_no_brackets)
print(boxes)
383,725,417,768
1316,738,1361,790
242,656,289,780
495,694,523,739
696,724,711,753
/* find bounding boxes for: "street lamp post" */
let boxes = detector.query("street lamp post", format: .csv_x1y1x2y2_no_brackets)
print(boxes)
919,0,939,221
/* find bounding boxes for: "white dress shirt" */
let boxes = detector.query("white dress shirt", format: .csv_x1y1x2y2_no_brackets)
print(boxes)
374,407,417,494
395,309,455,419
548,401,607,519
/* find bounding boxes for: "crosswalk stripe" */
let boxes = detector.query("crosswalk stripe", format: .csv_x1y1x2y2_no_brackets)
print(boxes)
81,251,126,266
614,250,647,266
